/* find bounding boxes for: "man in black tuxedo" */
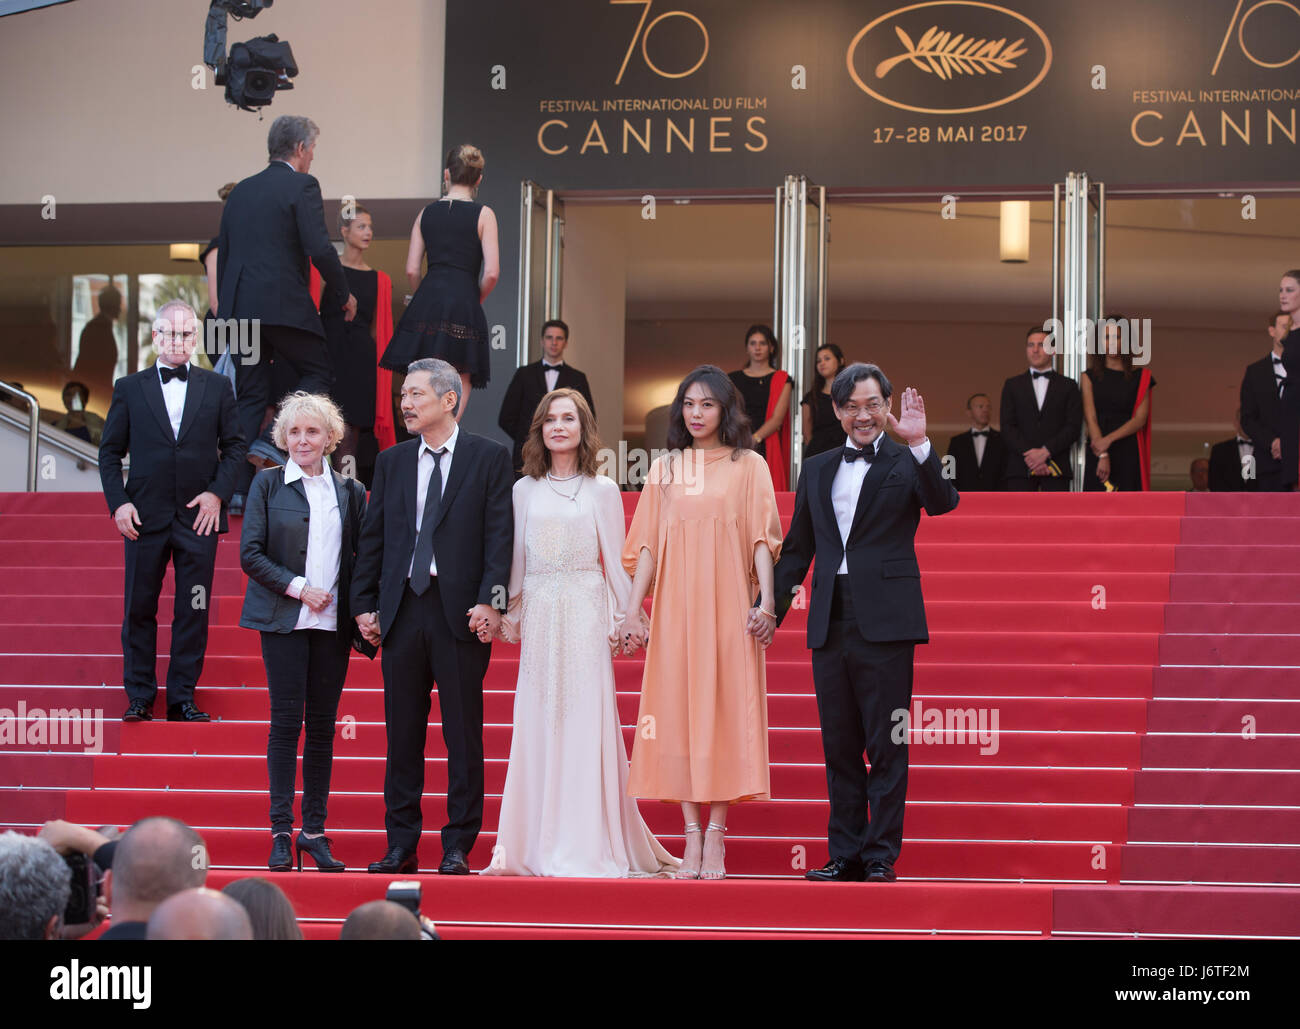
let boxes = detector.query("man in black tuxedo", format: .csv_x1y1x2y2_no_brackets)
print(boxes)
99,302,246,722
1209,409,1258,492
1240,311,1297,491
497,319,596,474
945,392,1006,491
1000,326,1082,491
217,114,356,505
351,358,513,876
767,363,959,883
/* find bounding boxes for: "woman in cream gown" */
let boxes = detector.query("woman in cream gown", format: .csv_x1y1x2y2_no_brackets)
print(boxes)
483,389,677,877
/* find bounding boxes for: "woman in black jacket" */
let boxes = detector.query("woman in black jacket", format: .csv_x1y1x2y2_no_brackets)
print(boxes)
240,391,370,872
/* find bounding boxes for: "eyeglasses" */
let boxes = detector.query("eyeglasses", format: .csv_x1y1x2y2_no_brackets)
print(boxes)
839,400,886,416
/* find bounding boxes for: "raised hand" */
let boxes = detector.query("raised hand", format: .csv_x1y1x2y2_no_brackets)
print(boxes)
887,387,927,445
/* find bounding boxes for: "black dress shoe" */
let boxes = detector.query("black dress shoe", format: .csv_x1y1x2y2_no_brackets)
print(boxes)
368,846,418,874
439,848,470,875
167,701,210,722
122,700,153,722
866,861,897,882
805,857,866,882
296,832,345,872
268,833,292,872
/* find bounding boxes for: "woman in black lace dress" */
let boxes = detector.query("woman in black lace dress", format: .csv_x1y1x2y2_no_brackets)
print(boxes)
380,144,499,421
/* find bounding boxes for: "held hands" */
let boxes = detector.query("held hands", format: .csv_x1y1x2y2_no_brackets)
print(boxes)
467,604,501,643
1090,434,1112,457
343,293,358,322
355,611,381,646
746,603,776,649
1273,437,1283,461
619,608,649,656
113,502,142,540
886,387,927,445
186,491,222,535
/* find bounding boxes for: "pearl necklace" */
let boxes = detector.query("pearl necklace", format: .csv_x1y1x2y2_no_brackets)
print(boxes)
545,471,583,503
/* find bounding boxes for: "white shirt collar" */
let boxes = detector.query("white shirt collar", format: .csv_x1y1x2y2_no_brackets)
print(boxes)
419,422,459,459
284,458,330,484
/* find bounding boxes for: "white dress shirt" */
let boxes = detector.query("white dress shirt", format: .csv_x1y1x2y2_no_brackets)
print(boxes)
543,362,562,392
971,429,988,467
409,423,459,579
832,435,932,574
158,361,188,438
1273,352,1287,396
283,461,342,631
1030,368,1050,410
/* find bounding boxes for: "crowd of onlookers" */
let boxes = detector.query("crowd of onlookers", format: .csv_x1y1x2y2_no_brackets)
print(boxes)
0,819,433,941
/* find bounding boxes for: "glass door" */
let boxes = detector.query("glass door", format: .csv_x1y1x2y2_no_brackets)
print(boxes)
517,181,565,367
774,174,827,485
1054,172,1105,489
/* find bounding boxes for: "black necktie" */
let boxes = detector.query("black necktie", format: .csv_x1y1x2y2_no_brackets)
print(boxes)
409,449,445,596
1031,370,1051,380
971,429,989,437
842,445,873,463
160,363,188,384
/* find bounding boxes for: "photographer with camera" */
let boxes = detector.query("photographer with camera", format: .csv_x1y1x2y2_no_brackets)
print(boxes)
38,816,208,940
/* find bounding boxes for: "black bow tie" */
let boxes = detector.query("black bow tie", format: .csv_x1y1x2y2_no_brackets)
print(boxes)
543,363,563,370
842,445,875,463
159,363,189,384
971,429,989,437
1273,355,1284,364
1031,370,1052,380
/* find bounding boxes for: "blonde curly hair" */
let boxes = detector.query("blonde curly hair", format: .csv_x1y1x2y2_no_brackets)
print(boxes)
271,391,346,455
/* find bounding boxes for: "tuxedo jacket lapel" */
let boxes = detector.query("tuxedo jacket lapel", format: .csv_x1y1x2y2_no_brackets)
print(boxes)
400,443,418,538
849,440,901,539
817,451,838,540
330,469,351,541
141,369,175,440
176,370,206,442
432,434,472,531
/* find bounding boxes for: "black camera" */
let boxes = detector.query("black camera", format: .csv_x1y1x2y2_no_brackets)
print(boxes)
385,881,440,940
203,0,298,112
62,851,102,927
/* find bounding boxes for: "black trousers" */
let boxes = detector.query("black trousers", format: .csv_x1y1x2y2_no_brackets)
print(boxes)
233,323,333,493
1004,475,1070,492
121,516,219,707
381,580,490,854
261,628,351,835
811,576,915,866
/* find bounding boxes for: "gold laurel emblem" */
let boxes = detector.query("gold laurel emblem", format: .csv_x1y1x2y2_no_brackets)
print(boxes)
875,26,1028,80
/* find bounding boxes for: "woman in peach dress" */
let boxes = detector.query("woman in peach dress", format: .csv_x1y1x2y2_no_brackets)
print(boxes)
621,365,783,880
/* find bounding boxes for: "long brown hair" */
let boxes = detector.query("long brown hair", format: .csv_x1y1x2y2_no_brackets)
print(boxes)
520,389,603,478
1088,314,1135,379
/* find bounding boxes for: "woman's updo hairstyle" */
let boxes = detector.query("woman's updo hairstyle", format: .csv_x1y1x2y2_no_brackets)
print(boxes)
445,143,485,186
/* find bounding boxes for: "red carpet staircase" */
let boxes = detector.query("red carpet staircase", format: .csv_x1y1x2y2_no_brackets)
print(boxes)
2,489,1297,938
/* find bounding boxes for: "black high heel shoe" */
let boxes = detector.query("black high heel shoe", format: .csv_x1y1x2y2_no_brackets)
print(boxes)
269,832,292,872
295,832,345,872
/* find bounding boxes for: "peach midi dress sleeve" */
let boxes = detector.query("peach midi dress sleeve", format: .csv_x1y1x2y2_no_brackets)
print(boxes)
622,446,782,804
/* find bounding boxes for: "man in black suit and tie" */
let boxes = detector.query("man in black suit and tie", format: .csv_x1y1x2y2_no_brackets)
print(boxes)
1240,311,1298,491
765,363,959,883
497,319,596,474
945,392,1006,491
99,302,246,723
1000,326,1083,491
351,358,513,876
217,114,356,505
1208,409,1258,493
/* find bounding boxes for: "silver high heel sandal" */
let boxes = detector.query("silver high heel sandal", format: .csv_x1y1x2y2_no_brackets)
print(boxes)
675,822,703,879
701,822,727,880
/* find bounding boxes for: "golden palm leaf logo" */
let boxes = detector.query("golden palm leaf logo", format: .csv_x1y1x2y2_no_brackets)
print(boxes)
875,25,1029,80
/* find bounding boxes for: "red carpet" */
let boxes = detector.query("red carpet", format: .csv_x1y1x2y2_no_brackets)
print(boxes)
2,488,1297,939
